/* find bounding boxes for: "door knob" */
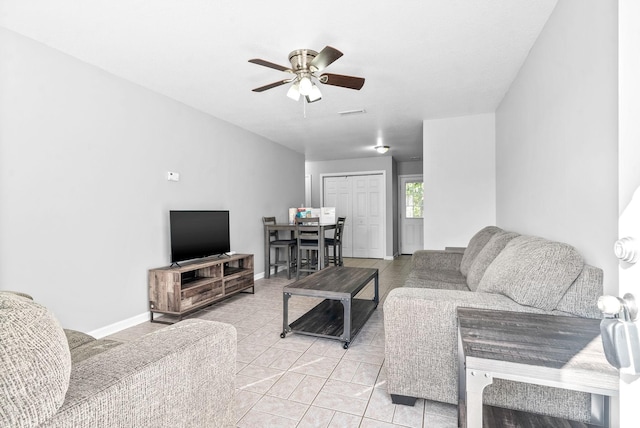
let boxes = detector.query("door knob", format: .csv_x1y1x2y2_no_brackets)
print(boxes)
598,293,638,321
599,293,640,373
614,236,639,263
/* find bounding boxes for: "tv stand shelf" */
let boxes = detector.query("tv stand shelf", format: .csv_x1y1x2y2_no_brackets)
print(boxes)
148,253,254,323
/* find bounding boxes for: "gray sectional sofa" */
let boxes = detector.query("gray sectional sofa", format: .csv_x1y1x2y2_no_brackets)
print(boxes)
0,292,236,427
383,226,604,423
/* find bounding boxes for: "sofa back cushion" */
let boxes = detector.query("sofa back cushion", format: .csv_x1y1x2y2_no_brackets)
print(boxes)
476,236,584,310
555,265,603,318
460,226,503,277
466,231,519,291
0,292,71,427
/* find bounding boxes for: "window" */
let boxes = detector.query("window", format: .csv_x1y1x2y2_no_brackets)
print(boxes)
405,182,424,218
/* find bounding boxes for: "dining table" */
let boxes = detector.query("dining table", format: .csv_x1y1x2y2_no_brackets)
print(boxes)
263,222,336,279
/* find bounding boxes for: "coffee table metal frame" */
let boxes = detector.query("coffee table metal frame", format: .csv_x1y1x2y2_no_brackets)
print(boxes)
281,266,379,349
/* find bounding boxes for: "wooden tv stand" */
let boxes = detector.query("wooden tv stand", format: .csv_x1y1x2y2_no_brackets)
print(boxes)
148,253,254,323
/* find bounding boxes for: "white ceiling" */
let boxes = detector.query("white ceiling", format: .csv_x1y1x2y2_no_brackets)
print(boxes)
0,0,557,162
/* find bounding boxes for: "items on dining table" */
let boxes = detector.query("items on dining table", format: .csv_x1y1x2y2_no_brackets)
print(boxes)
289,207,336,224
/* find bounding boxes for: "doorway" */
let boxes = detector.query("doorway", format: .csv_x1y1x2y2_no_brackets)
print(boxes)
322,173,385,259
399,175,424,254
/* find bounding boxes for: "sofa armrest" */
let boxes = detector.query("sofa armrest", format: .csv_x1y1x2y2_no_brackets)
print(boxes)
43,319,237,428
383,288,549,405
411,250,464,271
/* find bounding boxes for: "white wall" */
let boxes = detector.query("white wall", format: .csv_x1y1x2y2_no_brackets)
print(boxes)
495,0,618,291
619,0,640,214
0,28,305,332
305,156,397,258
423,113,496,249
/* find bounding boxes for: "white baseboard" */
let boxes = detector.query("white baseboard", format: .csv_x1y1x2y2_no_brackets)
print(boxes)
90,272,271,339
88,311,150,339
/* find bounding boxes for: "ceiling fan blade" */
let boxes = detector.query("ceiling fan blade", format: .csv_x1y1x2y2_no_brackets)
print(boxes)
248,58,292,73
309,46,343,72
252,80,290,92
319,73,365,90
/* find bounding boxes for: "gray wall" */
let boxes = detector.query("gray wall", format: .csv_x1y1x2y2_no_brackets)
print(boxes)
397,161,422,176
305,156,397,258
423,114,497,249
0,28,305,332
495,0,618,291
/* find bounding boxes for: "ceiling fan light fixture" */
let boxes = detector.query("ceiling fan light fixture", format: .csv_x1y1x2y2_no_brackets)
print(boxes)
287,83,301,101
375,145,390,154
299,76,313,96
307,85,322,102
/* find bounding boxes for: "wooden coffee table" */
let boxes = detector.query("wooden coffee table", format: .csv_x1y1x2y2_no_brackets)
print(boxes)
281,266,379,349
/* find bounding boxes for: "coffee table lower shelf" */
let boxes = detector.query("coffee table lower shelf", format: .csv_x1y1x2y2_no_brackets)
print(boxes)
282,298,377,348
459,403,602,428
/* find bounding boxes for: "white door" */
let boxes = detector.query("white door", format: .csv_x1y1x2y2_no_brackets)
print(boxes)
352,175,384,259
616,188,640,427
618,1,640,424
352,177,369,258
399,175,424,254
323,174,384,259
323,176,353,257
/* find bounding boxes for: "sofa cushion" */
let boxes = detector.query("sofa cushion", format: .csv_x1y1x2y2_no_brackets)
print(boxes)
63,328,123,364
71,338,123,364
476,236,584,310
407,268,466,285
466,231,519,291
555,265,603,319
405,267,469,290
65,329,96,350
0,292,71,427
404,276,471,291
460,226,503,277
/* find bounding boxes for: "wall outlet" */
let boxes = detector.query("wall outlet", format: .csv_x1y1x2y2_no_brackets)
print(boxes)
167,171,180,182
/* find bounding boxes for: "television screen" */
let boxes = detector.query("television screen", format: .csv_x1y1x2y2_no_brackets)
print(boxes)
170,210,230,263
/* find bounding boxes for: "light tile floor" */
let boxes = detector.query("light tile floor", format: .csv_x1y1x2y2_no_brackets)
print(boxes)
108,256,458,428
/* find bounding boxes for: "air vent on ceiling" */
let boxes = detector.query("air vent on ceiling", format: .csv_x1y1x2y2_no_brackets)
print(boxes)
338,109,366,116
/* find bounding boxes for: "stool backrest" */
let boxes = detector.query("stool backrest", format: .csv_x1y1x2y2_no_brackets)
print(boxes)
334,217,346,242
262,216,279,241
295,217,321,244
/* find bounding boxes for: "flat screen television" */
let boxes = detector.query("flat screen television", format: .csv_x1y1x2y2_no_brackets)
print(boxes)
170,210,230,263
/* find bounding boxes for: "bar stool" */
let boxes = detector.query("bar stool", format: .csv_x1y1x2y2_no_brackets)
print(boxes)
296,217,321,279
325,216,346,266
263,216,297,279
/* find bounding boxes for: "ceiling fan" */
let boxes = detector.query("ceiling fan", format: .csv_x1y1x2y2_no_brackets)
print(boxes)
249,46,365,103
